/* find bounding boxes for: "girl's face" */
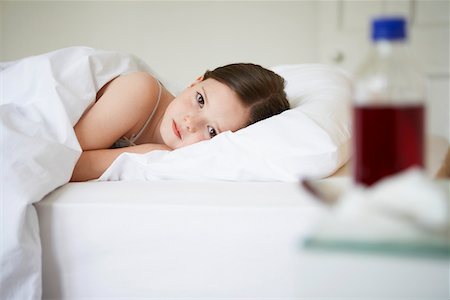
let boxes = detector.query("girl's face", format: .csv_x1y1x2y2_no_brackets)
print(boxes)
160,78,249,149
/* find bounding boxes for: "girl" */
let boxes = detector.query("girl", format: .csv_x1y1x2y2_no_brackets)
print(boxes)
71,63,290,181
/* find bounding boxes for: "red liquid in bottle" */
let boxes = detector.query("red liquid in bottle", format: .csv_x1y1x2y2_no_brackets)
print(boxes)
353,104,424,186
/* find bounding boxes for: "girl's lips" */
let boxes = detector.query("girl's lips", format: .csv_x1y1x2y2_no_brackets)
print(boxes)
172,120,181,139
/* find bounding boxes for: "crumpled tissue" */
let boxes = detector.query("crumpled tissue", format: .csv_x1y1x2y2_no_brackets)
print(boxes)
304,169,449,257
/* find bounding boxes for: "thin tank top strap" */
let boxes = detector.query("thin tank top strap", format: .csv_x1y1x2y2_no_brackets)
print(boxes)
128,79,162,144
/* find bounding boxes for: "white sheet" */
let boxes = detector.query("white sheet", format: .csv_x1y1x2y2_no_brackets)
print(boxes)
36,180,449,299
0,47,157,299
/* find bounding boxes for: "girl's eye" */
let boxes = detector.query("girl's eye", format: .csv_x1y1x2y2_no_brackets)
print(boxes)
196,92,205,108
207,126,217,138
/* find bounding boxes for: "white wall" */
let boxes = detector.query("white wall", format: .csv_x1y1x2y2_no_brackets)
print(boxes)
0,2,3,59
1,0,448,141
0,1,318,86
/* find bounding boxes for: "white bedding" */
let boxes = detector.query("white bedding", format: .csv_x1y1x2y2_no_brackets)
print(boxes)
36,180,449,299
0,47,156,299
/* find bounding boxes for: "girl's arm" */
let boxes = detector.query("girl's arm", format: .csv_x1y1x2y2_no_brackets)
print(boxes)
71,71,167,182
70,143,170,182
74,71,161,150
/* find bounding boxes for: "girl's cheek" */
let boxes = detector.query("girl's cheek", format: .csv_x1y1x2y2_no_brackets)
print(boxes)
196,133,208,143
182,134,204,147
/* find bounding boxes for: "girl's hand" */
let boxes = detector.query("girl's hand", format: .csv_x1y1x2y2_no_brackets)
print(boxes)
70,143,171,182
140,143,172,152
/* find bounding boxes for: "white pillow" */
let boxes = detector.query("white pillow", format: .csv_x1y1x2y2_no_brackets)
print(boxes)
100,63,352,182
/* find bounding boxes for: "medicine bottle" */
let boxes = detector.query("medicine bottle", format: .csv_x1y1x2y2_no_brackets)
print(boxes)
353,16,426,186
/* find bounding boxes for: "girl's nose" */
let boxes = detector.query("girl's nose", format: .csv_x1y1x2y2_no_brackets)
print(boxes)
184,115,198,132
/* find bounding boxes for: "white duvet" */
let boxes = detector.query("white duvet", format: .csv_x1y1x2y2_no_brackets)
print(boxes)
0,47,154,299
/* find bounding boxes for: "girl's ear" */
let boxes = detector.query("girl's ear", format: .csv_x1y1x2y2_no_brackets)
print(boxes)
189,75,204,88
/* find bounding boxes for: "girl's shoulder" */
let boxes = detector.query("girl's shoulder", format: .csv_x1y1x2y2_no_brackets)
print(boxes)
75,71,162,150
96,71,159,101
117,71,160,97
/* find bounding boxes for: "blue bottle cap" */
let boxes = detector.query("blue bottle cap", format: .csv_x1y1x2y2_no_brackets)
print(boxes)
372,16,406,41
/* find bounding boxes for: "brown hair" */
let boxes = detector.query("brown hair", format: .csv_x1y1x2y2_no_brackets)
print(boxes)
203,63,290,126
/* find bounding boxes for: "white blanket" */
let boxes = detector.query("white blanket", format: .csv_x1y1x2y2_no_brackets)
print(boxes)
0,47,154,299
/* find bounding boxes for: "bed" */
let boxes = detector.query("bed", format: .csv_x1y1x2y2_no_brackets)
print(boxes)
35,141,449,299
2,47,448,299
